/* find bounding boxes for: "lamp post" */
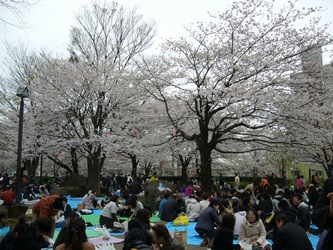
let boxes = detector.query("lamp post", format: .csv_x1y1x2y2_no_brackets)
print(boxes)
16,86,29,204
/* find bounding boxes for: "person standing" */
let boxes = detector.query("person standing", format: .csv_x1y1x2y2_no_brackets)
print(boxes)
150,172,158,182
219,173,225,187
235,173,240,190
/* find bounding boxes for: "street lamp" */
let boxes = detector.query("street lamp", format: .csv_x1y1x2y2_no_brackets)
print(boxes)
16,86,29,204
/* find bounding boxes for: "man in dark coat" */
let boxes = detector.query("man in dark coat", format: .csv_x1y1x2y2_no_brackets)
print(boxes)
273,213,313,250
195,199,221,248
312,176,333,250
160,195,181,221
293,193,311,231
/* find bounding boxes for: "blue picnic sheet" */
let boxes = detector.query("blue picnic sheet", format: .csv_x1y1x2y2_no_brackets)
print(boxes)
165,222,320,247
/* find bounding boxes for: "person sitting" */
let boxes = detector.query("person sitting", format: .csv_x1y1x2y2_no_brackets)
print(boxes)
101,191,112,208
195,199,221,248
39,185,50,198
234,207,247,238
160,193,181,222
258,192,273,218
293,193,311,231
273,213,313,250
55,196,73,228
1,185,16,206
219,199,234,221
55,217,94,250
238,208,271,250
1,218,40,250
82,190,91,207
99,194,119,229
128,195,144,217
199,192,210,213
152,224,185,250
23,184,36,200
133,209,153,245
184,182,194,197
123,228,152,250
212,214,243,250
266,198,296,239
53,212,81,249
0,217,53,249
154,191,165,213
61,196,72,218
158,192,171,217
85,189,99,209
185,193,201,222
307,184,320,210
312,176,333,250
125,217,153,247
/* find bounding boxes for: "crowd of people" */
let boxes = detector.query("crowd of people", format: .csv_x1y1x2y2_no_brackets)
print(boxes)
0,171,332,250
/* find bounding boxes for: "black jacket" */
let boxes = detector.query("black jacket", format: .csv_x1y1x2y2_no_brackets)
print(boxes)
312,177,333,250
160,199,181,222
273,222,313,250
123,239,151,250
212,227,241,250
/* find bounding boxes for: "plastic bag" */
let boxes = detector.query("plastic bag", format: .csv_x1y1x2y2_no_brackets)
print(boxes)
102,225,110,240
239,239,252,250
173,215,189,226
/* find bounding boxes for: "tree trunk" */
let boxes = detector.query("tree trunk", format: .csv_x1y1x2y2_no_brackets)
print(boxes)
179,155,190,185
199,149,212,193
23,156,39,177
130,154,139,178
70,147,79,174
86,145,105,195
87,156,101,194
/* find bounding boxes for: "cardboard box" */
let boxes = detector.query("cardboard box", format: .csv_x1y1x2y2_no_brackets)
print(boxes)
77,204,85,211
174,231,187,250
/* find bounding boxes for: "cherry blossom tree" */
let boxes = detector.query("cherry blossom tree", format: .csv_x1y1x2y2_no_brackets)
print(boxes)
278,49,333,177
138,0,332,192
0,0,37,27
0,0,156,191
24,1,156,192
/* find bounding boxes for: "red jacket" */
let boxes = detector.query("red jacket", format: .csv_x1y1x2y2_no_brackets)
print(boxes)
1,190,16,205
32,195,60,218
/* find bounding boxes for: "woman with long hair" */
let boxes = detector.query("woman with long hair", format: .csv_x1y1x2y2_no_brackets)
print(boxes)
212,214,243,250
55,217,94,250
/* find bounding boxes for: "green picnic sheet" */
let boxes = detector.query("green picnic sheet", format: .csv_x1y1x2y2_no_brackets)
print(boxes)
81,214,164,226
53,227,102,240
117,215,163,223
